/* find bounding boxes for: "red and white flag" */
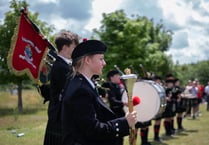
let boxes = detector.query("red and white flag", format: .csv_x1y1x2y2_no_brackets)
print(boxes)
8,13,49,83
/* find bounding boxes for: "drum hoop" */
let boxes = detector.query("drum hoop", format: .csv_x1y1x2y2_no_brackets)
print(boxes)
133,81,166,122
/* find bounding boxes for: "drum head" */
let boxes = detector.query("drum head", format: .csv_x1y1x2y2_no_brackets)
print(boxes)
133,81,161,122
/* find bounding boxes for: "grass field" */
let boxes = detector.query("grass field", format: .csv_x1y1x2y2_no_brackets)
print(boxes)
0,89,209,145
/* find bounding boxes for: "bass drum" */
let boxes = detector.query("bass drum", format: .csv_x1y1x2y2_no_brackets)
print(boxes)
132,80,166,122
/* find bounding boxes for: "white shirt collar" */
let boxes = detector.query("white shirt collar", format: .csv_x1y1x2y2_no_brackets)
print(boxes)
58,54,72,65
82,74,96,89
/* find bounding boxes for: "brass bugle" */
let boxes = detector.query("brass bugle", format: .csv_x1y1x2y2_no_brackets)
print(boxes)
121,74,138,100
44,50,57,68
121,74,137,80
47,52,56,62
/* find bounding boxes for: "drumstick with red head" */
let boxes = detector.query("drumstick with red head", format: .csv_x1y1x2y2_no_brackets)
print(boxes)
132,96,141,106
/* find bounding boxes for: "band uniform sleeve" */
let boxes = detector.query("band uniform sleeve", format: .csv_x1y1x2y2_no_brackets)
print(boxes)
62,86,130,142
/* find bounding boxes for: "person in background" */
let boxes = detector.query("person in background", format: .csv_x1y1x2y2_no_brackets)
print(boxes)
91,75,109,104
174,78,185,131
152,75,164,142
136,77,153,145
136,121,152,145
196,79,204,116
43,31,79,145
102,70,128,145
162,76,175,137
183,80,193,117
103,70,128,117
61,40,137,145
204,82,209,111
190,81,199,119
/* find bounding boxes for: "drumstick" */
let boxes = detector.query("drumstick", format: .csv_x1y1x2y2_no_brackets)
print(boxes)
114,64,125,75
139,64,148,78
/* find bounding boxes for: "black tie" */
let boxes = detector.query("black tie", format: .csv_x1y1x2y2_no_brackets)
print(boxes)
94,87,99,95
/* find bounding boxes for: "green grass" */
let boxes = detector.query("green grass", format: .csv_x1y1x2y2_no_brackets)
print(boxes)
0,89,209,145
0,89,47,145
125,103,209,145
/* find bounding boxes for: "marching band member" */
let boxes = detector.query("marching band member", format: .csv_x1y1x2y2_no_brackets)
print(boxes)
174,78,185,131
43,31,79,145
136,121,152,145
103,70,127,117
162,76,175,136
61,40,137,145
122,76,153,145
152,75,164,142
101,70,128,145
135,77,152,145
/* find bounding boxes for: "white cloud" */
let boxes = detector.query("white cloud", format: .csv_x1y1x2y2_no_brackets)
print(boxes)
200,0,209,13
159,0,193,26
49,14,70,30
85,0,122,30
166,26,209,64
158,0,209,64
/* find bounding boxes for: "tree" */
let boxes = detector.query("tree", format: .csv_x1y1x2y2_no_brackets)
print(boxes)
93,10,174,78
195,61,209,85
176,60,209,86
0,0,54,112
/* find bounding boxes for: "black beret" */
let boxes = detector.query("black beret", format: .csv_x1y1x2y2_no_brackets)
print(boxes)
107,70,120,79
165,79,175,83
173,78,179,83
153,75,162,81
165,73,174,78
72,40,107,62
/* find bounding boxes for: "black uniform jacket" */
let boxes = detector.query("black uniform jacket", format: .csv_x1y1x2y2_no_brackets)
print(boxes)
102,82,125,117
62,74,130,145
49,56,71,122
44,56,72,145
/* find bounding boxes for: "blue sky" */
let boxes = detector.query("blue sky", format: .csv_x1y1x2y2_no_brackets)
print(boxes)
1,0,209,64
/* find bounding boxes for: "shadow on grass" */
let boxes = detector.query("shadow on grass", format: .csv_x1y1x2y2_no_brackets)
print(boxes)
0,107,46,117
151,140,169,145
160,129,198,143
161,135,180,141
175,132,188,136
184,129,198,133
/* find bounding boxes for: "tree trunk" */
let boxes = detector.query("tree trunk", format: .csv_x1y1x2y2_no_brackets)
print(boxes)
17,81,23,112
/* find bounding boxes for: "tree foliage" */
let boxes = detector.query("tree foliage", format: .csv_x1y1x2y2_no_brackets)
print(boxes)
176,60,209,86
93,10,174,78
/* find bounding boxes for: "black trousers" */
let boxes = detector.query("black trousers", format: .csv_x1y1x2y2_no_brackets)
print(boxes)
44,120,62,145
